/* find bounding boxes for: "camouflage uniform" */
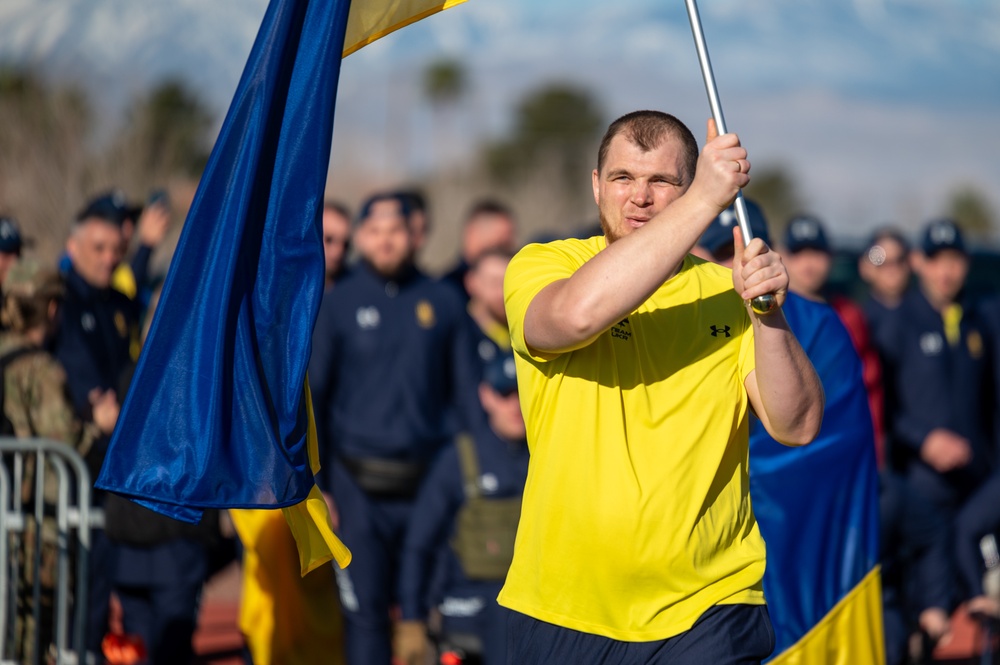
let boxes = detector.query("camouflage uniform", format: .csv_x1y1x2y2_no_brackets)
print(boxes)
2,262,100,665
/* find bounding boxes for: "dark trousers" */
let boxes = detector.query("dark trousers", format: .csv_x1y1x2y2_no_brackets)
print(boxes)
506,604,774,665
440,588,509,665
955,471,1000,598
87,531,117,654
115,538,208,665
331,460,415,665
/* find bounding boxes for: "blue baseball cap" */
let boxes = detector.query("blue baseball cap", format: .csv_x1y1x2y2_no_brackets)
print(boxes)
0,216,23,254
699,199,771,257
482,352,518,396
356,192,413,227
76,189,141,227
783,215,830,254
920,218,965,256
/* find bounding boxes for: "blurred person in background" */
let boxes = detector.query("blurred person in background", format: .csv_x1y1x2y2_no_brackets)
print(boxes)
308,192,483,664
464,249,514,366
880,219,995,652
70,190,170,310
442,200,517,300
781,214,886,465
322,200,352,291
396,352,528,665
1,260,119,664
53,203,139,656
0,216,24,293
858,227,912,355
953,285,1000,623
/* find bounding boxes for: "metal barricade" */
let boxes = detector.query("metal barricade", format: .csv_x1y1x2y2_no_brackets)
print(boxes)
0,437,99,665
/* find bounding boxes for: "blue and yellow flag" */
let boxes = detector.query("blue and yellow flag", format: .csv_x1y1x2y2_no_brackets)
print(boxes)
750,294,883,664
96,0,466,574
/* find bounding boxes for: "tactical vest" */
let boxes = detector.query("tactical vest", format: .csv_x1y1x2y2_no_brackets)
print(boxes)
450,434,522,581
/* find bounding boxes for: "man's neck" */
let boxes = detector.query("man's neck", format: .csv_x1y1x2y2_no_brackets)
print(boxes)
364,259,414,282
870,290,903,309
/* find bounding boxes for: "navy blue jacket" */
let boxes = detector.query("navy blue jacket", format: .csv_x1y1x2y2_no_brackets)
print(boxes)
308,262,484,472
399,424,529,621
53,267,138,414
882,288,995,476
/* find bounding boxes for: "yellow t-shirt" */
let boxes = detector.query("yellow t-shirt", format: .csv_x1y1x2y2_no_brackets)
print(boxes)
498,236,766,641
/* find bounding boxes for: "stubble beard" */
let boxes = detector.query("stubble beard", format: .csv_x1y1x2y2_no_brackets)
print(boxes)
599,210,624,245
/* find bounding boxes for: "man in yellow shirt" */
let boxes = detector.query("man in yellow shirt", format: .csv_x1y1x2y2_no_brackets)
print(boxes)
500,110,824,664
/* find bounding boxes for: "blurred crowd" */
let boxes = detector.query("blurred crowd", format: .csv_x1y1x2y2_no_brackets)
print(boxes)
1,182,999,665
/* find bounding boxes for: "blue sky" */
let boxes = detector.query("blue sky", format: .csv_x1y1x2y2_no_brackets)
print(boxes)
2,0,998,240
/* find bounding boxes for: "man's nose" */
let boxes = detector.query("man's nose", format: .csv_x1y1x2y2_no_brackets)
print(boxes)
631,182,652,205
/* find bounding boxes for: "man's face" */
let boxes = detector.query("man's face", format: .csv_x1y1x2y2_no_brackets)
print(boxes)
859,237,910,300
67,219,123,289
592,133,688,244
466,254,510,324
322,208,351,280
355,199,413,277
463,215,516,263
913,249,968,305
784,249,832,299
479,384,526,441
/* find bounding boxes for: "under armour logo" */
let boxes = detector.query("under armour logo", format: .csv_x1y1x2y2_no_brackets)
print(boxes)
710,325,731,337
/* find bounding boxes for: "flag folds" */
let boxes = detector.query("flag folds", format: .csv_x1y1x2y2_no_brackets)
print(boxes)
749,295,884,664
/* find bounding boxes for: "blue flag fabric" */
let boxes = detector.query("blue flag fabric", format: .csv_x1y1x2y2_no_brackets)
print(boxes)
96,0,352,521
749,294,882,660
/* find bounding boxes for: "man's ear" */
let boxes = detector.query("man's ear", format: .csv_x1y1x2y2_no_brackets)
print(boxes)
592,169,601,207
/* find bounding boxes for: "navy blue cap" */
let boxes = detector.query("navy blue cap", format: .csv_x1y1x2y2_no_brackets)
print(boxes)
920,218,965,256
356,192,413,227
699,199,771,256
0,217,23,254
784,215,830,254
482,352,518,396
76,189,140,227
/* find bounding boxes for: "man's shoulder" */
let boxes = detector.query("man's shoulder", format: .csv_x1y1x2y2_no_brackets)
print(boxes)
513,236,604,264
0,340,66,390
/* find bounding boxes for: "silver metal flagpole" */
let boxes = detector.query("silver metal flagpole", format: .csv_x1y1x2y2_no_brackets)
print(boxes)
684,0,777,315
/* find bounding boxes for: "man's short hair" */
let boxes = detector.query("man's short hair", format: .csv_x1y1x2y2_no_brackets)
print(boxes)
464,199,514,225
597,111,699,183
396,189,427,215
323,199,352,221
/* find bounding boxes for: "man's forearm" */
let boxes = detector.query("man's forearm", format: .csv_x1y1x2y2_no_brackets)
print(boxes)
749,309,824,445
524,195,718,353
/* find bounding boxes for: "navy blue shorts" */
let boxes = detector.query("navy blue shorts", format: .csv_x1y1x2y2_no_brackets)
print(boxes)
507,604,774,665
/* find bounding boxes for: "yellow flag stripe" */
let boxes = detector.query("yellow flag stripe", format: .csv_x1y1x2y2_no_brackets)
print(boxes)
770,566,885,665
344,0,469,57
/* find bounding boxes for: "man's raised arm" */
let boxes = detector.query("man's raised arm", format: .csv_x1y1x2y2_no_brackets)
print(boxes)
524,121,749,355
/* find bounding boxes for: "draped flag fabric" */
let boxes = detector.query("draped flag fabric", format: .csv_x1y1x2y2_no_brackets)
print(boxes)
749,294,883,664
96,0,466,574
